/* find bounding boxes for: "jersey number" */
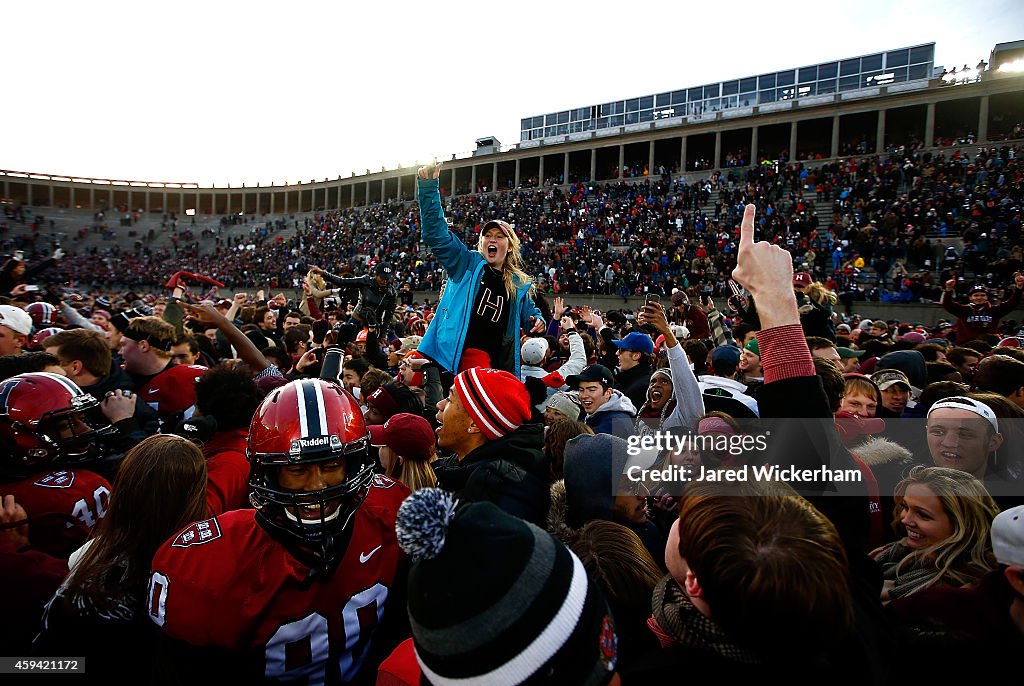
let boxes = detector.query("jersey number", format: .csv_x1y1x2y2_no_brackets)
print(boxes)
263,583,388,685
67,485,110,529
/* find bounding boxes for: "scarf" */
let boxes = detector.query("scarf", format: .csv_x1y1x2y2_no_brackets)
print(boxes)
646,574,761,664
871,541,942,601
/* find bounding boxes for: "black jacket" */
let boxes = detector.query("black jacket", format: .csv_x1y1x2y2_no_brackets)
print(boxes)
434,422,551,527
320,271,398,333
615,362,654,410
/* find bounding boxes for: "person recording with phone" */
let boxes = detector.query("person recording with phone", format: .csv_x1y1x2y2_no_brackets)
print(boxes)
1,246,65,298
416,159,545,376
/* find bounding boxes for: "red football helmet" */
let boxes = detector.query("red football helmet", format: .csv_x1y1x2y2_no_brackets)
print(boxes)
997,335,1024,349
247,378,373,563
0,372,111,471
29,326,64,351
26,302,57,327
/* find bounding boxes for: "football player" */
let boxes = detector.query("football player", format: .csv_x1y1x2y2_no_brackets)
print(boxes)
0,372,113,558
119,316,207,427
149,378,410,684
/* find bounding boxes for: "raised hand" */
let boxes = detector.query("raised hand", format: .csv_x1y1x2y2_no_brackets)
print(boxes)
182,301,225,326
553,296,566,319
417,160,442,180
731,204,793,301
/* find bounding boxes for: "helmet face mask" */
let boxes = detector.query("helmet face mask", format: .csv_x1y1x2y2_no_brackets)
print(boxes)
0,373,112,472
247,379,374,565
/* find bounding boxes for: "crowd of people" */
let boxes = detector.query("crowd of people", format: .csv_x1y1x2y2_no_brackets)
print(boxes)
0,148,1023,683
3,144,1021,315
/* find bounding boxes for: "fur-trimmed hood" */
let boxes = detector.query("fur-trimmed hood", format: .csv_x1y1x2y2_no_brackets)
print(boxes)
851,436,914,469
547,479,577,544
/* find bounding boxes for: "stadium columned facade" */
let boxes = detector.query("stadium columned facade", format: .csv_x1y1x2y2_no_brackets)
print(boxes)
3,41,1023,216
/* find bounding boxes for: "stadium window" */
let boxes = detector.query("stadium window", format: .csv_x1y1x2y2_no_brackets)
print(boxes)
704,98,719,111
583,120,594,131
739,77,757,93
799,66,817,83
818,62,838,79
776,70,795,86
639,95,654,109
521,131,530,142
889,66,908,83
861,53,883,71
557,111,570,124
625,112,639,124
908,63,930,80
671,90,687,105
610,115,624,127
639,109,654,122
704,83,720,97
908,44,933,65
597,117,609,129
817,80,837,95
758,89,777,104
688,87,703,102
838,75,859,91
722,80,738,96
625,98,640,112
656,92,671,107
779,87,796,100
545,113,558,125
721,95,738,108
886,49,909,68
613,102,625,115
840,58,860,76
521,118,531,130
533,116,544,128
600,103,615,117
557,124,569,135
545,126,556,137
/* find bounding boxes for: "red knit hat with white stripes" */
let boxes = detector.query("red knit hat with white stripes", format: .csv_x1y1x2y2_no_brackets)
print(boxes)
453,367,533,440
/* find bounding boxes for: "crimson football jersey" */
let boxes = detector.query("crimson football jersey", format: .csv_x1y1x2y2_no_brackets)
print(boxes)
139,364,207,421
148,474,409,685
5,468,111,558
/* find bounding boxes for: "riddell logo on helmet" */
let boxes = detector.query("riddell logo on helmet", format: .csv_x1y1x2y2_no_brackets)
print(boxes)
289,435,342,457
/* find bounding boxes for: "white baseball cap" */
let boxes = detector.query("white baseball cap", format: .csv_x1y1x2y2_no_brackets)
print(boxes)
927,396,999,434
521,337,549,366
992,505,1024,567
0,305,33,336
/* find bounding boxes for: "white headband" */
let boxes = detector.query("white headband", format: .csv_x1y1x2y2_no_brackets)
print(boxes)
927,396,999,434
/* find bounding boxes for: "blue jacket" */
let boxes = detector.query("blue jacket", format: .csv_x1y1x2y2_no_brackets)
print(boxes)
416,178,542,375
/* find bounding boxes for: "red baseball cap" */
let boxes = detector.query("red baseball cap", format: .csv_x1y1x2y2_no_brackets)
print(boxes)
793,272,812,287
368,413,437,461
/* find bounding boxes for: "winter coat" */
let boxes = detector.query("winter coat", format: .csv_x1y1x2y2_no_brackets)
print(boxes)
433,422,550,527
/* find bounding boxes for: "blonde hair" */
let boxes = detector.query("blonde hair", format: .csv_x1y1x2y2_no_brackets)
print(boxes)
891,465,1000,591
394,455,437,492
477,220,534,298
805,282,838,306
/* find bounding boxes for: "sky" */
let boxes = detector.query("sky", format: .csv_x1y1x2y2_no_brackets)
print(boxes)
4,0,1022,188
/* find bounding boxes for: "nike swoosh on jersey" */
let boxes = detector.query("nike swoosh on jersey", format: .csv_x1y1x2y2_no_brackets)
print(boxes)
359,545,382,564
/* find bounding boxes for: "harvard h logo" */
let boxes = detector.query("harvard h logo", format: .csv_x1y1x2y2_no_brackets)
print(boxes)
476,287,505,323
